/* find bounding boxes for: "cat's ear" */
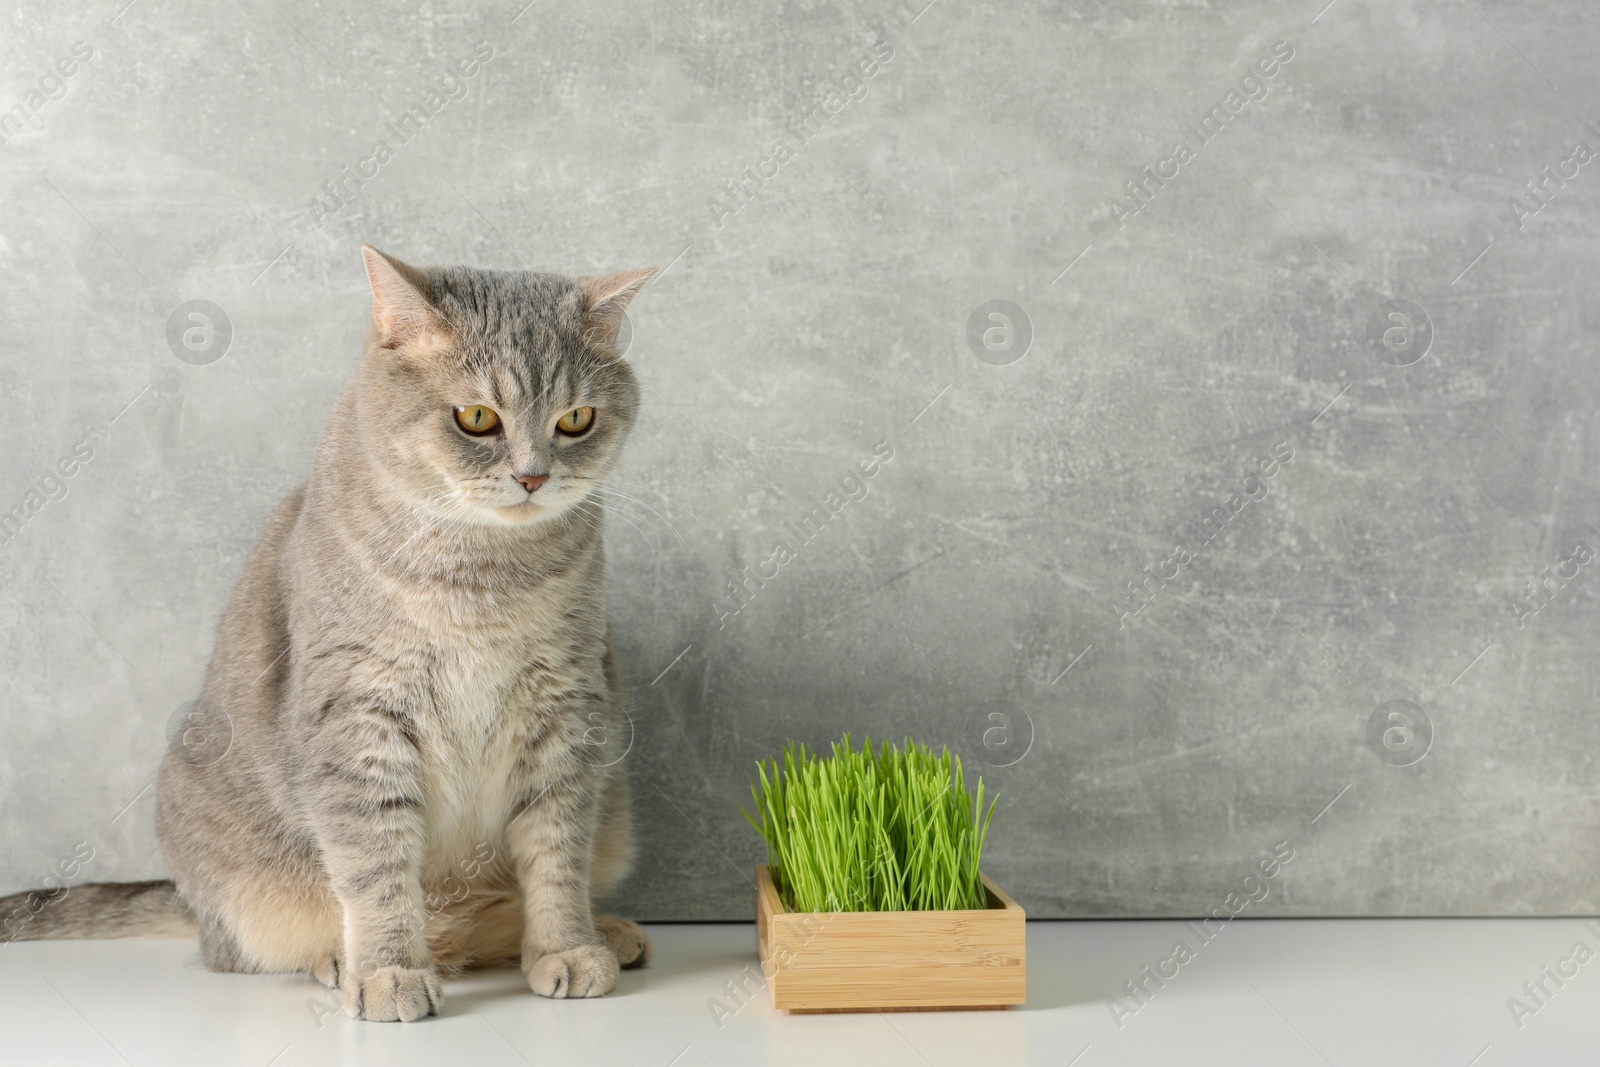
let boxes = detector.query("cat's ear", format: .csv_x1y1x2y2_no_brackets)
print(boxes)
360,245,451,352
580,267,657,349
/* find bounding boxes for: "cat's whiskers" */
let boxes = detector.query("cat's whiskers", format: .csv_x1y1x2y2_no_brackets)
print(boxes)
362,485,455,549
585,486,687,550
376,489,460,550
562,501,604,542
580,485,659,525
416,498,490,559
369,490,481,580
569,477,701,526
583,497,661,558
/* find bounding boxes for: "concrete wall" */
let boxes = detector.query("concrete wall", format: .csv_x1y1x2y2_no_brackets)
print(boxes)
2,0,1596,919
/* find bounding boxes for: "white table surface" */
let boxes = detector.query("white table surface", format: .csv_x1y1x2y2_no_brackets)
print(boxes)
1,919,1595,1065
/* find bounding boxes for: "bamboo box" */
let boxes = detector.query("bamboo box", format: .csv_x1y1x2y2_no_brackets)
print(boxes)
754,864,1026,1012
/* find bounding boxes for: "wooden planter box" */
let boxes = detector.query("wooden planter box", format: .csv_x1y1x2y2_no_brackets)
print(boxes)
755,864,1026,1012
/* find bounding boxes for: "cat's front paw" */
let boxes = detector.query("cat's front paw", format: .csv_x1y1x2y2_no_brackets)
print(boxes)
343,964,441,1022
594,913,652,969
525,944,618,999
311,953,343,989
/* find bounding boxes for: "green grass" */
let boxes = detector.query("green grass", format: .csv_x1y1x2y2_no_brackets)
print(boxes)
743,735,999,913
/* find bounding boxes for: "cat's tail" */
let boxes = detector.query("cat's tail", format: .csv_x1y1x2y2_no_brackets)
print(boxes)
0,880,199,942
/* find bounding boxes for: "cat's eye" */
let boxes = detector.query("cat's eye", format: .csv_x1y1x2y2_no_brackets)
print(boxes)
556,407,595,436
454,405,501,435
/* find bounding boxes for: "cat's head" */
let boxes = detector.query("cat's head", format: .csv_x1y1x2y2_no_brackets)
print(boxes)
351,245,655,528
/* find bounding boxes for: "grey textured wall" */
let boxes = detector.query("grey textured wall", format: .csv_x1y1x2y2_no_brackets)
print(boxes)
2,0,1597,921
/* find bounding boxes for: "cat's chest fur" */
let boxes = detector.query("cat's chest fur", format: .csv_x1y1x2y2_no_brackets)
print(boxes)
386,589,595,874
416,641,526,867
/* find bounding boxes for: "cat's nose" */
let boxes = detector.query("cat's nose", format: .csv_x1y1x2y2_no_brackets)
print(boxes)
516,473,549,493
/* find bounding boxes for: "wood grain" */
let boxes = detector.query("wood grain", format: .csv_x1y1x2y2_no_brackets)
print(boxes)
755,864,1026,1012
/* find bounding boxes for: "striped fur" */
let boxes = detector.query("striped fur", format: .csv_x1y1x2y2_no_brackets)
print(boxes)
7,248,657,1022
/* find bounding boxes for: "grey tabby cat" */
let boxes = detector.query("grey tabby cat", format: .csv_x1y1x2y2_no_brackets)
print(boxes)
0,247,658,1021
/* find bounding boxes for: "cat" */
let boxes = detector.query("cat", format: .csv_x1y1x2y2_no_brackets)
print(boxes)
0,246,658,1021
